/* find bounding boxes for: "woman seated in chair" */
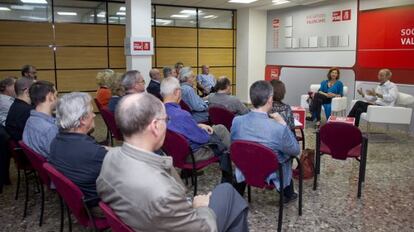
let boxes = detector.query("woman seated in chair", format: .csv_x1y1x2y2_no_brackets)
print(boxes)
306,67,343,127
269,79,295,130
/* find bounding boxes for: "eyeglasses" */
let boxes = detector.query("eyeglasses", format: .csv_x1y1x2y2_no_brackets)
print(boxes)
156,116,170,123
137,80,146,84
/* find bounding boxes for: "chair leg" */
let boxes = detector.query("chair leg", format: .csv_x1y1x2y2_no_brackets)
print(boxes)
193,169,198,196
297,158,303,216
39,184,45,226
59,196,64,232
66,204,72,232
15,169,21,200
277,170,284,232
313,153,320,191
247,185,251,203
23,170,29,218
300,128,305,150
357,162,363,198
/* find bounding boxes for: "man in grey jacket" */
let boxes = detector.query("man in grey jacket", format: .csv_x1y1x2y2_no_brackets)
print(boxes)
96,93,249,232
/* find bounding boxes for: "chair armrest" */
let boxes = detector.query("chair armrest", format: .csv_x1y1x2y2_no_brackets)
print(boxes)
300,94,309,109
365,106,412,124
331,97,347,111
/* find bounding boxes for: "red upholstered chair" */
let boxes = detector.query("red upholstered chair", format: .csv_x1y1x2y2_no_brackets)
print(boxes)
99,201,134,232
18,141,51,226
208,106,235,131
100,107,123,146
7,139,34,217
43,163,109,232
179,100,192,113
94,98,110,144
313,122,368,198
293,127,305,150
230,140,303,232
162,129,219,196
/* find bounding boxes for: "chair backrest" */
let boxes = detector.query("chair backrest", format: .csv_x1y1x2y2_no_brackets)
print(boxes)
208,106,235,131
396,92,414,106
18,141,49,186
100,107,123,141
230,140,280,188
94,98,103,111
310,84,348,95
162,129,191,168
319,123,362,160
99,202,134,232
179,100,192,113
43,163,91,226
7,139,31,170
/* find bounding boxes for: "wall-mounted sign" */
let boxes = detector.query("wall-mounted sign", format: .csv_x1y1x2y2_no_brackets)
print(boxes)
124,37,154,56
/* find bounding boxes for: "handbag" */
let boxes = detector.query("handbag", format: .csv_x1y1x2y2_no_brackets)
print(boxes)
293,148,315,180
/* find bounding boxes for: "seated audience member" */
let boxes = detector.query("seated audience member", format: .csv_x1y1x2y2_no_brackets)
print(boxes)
208,76,249,116
21,64,37,80
174,61,184,76
23,81,58,158
269,79,295,130
178,67,209,123
306,67,343,127
0,125,11,190
96,69,116,108
163,66,177,78
197,65,216,95
162,77,232,182
5,77,34,141
97,93,249,232
108,74,124,112
49,92,107,208
348,68,398,127
146,68,162,100
109,70,145,112
0,77,16,126
231,80,300,203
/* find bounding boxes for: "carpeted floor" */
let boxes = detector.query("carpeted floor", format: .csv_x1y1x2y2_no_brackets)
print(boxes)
0,115,413,231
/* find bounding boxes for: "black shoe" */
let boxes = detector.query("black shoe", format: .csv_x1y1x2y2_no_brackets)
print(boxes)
281,192,298,205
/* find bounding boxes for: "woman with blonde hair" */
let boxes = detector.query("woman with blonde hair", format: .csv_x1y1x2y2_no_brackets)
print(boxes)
108,73,124,112
96,69,116,107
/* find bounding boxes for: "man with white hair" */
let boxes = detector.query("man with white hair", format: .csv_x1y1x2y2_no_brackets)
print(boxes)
97,93,249,232
109,70,146,112
348,68,399,127
161,77,233,182
179,67,209,123
146,68,162,100
49,92,107,210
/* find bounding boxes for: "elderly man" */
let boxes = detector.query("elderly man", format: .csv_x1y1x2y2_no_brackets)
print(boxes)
348,68,399,127
179,67,209,123
146,68,162,100
109,70,146,112
97,93,249,232
5,77,34,141
0,77,16,126
208,76,249,116
175,61,184,77
163,66,177,78
49,92,107,209
21,64,37,80
23,81,58,158
231,80,300,204
197,65,216,95
162,77,232,182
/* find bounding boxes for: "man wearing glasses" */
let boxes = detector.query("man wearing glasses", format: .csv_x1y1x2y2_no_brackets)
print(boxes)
109,70,146,112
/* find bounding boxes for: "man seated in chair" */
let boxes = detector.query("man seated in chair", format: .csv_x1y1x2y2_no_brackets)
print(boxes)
178,67,209,123
162,77,233,183
49,92,107,213
231,80,300,204
97,93,249,232
208,76,249,116
348,68,399,127
197,65,216,96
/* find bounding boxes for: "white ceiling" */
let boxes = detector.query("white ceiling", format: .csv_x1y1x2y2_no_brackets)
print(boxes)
151,0,328,10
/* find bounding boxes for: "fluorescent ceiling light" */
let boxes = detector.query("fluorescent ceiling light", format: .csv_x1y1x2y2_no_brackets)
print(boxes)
20,15,46,20
180,9,201,15
203,15,218,19
0,7,11,11
11,5,34,10
156,19,172,25
21,0,47,4
57,11,77,16
272,0,290,5
228,0,257,3
97,11,105,18
120,6,125,11
116,11,125,16
171,14,189,18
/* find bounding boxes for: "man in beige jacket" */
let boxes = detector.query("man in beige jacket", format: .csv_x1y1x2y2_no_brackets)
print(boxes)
97,93,249,232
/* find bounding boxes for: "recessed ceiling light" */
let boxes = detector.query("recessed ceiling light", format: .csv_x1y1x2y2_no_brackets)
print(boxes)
21,0,47,4
228,0,257,4
116,11,125,16
171,14,189,18
203,15,218,19
180,9,200,15
11,5,34,10
120,6,126,11
97,11,105,18
272,0,290,5
57,11,77,16
0,7,11,11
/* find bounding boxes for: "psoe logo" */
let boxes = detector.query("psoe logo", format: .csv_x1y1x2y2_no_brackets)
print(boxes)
332,11,341,22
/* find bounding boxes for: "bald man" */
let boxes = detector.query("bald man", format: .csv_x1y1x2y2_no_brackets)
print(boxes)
147,68,162,100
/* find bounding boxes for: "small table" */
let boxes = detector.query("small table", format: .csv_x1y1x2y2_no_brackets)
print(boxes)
291,106,306,129
327,116,356,126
